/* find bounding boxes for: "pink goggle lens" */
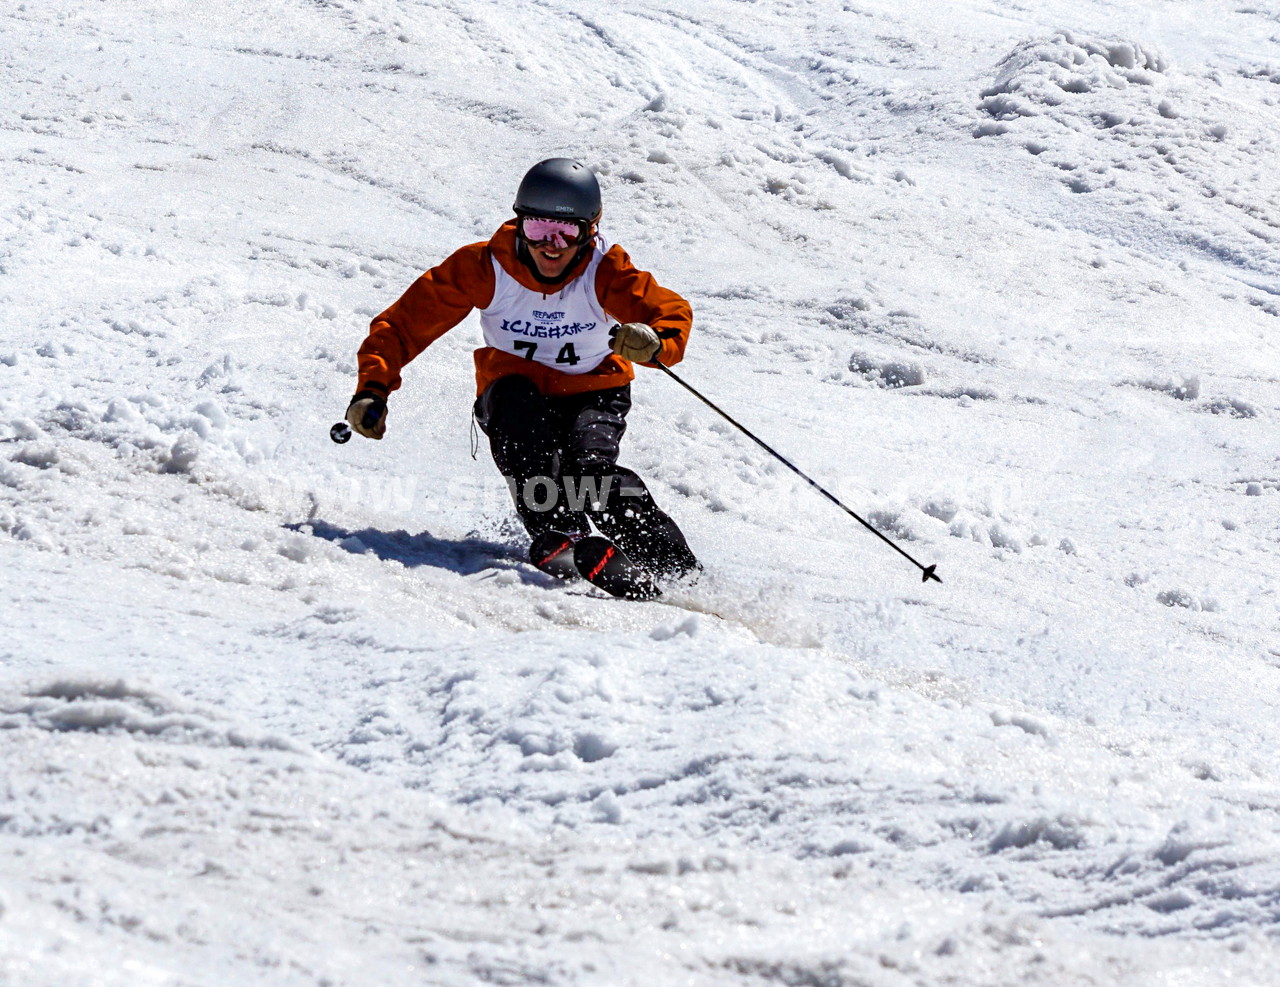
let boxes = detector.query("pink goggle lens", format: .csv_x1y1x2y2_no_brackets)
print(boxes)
520,216,585,248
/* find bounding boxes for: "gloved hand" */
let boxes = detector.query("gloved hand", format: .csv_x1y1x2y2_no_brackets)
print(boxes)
609,322,661,364
345,389,388,440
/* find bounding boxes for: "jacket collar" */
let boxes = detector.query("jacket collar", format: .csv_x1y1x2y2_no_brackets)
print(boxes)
490,221,593,293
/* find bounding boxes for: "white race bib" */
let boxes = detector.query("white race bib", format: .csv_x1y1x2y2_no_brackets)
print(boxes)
479,239,614,375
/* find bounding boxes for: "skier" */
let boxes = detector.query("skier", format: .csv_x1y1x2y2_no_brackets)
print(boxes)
344,158,699,595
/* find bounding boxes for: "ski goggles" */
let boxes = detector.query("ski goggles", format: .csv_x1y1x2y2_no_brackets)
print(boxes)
517,215,591,249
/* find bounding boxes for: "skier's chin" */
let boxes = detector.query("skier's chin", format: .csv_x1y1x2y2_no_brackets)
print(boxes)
534,253,571,278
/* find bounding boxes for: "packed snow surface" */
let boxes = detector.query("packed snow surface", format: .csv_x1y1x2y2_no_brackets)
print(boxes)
3,0,1280,983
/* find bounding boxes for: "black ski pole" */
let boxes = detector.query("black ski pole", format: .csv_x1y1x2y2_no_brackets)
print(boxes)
655,363,941,584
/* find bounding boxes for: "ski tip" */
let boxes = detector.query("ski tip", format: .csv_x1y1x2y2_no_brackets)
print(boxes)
922,564,941,584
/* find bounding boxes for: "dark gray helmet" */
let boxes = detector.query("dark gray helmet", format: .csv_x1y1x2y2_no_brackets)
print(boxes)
513,158,601,223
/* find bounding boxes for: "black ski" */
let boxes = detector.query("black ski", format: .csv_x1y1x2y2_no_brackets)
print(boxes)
572,536,661,601
528,530,582,581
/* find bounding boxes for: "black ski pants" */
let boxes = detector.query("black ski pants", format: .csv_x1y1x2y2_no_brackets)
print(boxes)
474,375,698,577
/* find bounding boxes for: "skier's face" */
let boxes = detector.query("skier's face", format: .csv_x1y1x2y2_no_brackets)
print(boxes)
527,237,582,280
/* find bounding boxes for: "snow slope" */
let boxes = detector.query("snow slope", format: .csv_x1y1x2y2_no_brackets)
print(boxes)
3,0,1280,983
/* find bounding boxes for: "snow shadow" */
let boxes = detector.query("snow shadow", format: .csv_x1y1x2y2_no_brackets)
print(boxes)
289,520,522,576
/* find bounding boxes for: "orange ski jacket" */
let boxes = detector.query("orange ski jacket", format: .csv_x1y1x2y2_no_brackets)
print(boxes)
357,222,693,397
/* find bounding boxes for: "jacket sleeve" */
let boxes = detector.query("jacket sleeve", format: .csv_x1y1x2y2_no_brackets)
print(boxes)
357,243,495,394
595,245,693,367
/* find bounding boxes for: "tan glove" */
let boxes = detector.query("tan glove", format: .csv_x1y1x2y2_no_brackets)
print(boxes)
345,390,388,440
609,322,661,364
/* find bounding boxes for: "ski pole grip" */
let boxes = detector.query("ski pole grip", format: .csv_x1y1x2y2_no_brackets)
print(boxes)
330,421,352,444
